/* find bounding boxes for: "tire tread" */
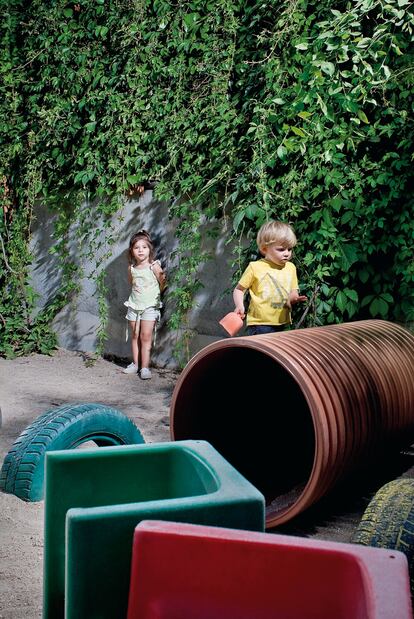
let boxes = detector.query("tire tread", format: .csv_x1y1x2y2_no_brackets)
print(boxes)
0,402,144,501
353,478,414,593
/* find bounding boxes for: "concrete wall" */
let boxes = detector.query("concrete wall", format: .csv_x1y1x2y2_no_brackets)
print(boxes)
29,191,239,368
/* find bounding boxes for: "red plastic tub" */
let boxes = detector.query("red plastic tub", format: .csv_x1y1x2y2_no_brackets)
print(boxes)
127,520,412,619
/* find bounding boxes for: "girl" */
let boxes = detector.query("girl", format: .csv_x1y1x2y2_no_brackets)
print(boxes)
123,230,166,379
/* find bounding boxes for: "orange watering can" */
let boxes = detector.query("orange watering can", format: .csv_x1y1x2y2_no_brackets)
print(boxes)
219,312,244,337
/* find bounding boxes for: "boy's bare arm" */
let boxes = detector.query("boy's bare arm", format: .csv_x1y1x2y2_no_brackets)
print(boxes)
233,285,246,318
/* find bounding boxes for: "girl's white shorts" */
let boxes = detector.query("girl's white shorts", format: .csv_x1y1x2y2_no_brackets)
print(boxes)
125,306,160,322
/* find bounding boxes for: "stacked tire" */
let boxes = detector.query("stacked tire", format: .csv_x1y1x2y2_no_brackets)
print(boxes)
0,402,145,501
353,478,414,594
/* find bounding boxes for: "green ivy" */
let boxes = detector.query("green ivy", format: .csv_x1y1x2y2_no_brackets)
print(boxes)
1,0,413,360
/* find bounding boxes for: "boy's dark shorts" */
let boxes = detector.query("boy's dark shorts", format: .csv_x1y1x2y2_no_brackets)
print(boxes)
246,324,288,336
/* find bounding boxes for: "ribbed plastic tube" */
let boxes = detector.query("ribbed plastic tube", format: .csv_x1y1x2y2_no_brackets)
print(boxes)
170,320,414,528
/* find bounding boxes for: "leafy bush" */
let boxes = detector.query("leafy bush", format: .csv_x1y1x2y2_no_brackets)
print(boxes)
1,0,413,358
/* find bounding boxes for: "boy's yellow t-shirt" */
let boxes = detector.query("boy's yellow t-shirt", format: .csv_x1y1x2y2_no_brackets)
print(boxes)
238,258,298,326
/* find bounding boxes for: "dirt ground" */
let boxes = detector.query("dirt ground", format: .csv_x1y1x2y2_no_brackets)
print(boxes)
1,348,413,618
0,349,176,619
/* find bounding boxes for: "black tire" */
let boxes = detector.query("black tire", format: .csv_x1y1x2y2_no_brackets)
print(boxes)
353,478,414,592
0,402,145,502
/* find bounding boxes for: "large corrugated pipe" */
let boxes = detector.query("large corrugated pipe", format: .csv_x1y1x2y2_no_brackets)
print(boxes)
170,320,414,528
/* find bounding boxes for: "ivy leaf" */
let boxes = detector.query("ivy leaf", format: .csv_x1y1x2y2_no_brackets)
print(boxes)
298,111,312,119
358,269,370,284
370,297,389,317
232,210,245,233
336,290,347,311
245,204,259,220
320,61,335,76
291,126,306,137
277,145,287,159
383,65,391,79
357,109,369,124
127,175,141,184
317,95,328,117
338,243,359,270
341,211,354,224
344,288,358,302
344,300,358,317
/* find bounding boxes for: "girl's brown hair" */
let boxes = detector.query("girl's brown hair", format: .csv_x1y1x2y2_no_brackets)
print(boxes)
128,229,155,264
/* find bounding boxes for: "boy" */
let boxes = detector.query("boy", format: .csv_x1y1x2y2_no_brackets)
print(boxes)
233,220,306,335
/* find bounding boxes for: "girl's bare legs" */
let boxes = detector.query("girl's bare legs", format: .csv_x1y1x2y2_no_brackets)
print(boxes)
129,320,140,366
139,320,156,369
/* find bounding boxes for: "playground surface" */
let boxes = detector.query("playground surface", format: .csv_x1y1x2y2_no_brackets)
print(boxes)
0,349,175,618
1,348,413,618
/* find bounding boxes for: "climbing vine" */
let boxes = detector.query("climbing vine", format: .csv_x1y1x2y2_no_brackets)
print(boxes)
1,0,413,359
229,0,414,325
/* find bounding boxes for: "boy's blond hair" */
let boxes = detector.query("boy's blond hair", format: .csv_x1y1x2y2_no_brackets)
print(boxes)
257,220,297,255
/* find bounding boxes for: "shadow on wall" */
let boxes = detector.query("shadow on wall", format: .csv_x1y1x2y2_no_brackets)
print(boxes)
30,204,61,310
29,203,99,350
29,192,238,368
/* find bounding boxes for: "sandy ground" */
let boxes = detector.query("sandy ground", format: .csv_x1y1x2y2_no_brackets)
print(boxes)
1,348,413,618
0,350,176,619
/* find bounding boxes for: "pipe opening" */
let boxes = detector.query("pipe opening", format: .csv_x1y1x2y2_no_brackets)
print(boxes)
172,346,315,512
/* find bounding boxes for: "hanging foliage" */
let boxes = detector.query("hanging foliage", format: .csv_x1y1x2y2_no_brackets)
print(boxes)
1,0,413,359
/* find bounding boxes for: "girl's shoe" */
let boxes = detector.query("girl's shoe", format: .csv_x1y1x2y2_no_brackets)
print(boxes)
123,362,138,374
140,368,152,380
